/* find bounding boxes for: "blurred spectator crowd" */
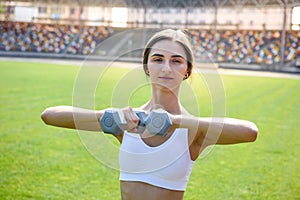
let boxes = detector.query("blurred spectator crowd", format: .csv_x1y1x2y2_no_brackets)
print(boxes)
0,21,299,67
0,21,113,55
190,29,300,67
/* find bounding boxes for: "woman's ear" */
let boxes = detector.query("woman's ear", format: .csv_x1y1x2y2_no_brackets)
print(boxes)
143,63,150,76
183,72,189,80
183,67,192,80
145,68,150,76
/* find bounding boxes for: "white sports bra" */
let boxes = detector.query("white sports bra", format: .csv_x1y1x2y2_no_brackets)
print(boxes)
119,128,195,191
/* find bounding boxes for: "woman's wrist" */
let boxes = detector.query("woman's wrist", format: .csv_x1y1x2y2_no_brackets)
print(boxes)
169,114,181,128
96,110,105,121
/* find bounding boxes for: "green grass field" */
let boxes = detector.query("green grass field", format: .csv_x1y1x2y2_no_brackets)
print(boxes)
0,60,300,200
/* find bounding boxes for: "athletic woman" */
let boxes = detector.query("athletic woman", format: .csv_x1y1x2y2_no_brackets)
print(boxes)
41,29,258,200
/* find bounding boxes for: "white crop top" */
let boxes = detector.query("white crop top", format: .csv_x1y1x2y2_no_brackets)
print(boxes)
119,128,195,191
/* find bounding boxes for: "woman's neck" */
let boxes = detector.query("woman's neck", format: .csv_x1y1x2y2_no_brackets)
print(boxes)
145,88,182,115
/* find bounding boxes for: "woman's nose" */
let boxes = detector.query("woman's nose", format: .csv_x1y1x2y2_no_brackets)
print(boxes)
161,60,172,73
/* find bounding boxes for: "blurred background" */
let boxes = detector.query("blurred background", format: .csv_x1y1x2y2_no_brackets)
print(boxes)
1,1,300,199
0,0,300,71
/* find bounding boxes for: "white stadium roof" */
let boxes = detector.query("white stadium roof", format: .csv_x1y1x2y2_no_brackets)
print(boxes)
2,0,300,8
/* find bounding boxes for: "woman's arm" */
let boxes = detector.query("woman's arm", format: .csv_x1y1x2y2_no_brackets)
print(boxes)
172,115,258,145
41,106,104,132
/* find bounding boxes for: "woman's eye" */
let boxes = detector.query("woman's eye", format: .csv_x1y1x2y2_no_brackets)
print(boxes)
153,58,163,62
172,59,183,64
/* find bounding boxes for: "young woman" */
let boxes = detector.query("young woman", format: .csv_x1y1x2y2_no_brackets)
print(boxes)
41,29,258,200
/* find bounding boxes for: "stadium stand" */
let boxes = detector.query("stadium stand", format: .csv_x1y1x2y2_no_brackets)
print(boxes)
0,21,113,55
66,25,113,55
190,29,300,66
0,21,299,68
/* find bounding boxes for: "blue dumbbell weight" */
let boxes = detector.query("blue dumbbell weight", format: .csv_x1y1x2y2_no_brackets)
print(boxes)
100,109,127,135
100,109,172,136
145,109,172,136
100,110,147,134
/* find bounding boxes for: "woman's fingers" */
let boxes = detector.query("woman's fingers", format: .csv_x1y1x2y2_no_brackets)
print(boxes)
125,112,139,132
121,107,140,132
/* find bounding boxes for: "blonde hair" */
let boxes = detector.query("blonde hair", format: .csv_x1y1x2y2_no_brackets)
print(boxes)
142,29,194,80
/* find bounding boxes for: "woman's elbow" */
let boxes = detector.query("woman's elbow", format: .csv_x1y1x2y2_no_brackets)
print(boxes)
246,122,258,142
41,108,52,125
41,106,75,129
41,107,61,126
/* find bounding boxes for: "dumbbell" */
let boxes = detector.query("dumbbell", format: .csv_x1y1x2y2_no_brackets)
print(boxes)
145,110,172,136
100,109,172,136
100,109,147,135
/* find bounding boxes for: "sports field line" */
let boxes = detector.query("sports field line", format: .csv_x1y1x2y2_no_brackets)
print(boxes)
1,56,299,80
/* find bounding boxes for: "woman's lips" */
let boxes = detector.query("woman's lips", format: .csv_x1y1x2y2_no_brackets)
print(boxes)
158,76,174,80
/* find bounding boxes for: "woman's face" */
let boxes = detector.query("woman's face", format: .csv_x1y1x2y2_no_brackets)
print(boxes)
147,40,188,92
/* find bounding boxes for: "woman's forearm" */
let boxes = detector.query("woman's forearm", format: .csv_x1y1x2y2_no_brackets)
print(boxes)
41,106,104,131
172,115,258,145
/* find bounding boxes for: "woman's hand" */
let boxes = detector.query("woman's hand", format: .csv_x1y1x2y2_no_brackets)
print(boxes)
120,106,141,133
